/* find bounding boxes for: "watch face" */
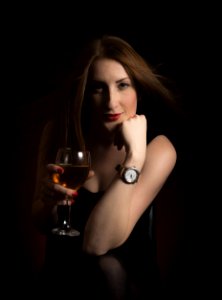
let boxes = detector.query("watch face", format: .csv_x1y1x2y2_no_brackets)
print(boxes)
124,169,138,183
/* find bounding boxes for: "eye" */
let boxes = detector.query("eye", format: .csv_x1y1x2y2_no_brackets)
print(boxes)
118,82,130,90
89,82,104,94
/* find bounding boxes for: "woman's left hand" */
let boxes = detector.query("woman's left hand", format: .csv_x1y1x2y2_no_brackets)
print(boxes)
114,114,147,162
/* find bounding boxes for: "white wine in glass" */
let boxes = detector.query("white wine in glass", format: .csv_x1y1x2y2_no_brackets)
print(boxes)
51,147,91,237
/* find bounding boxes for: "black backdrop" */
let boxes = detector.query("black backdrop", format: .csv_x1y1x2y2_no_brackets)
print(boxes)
9,6,218,297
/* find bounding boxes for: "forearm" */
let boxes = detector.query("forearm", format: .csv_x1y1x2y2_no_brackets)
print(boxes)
83,176,136,255
83,152,145,255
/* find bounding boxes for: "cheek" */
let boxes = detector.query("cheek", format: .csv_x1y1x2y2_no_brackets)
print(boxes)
90,97,102,112
127,94,137,111
89,98,105,120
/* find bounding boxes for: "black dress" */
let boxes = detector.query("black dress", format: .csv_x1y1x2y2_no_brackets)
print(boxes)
40,188,162,299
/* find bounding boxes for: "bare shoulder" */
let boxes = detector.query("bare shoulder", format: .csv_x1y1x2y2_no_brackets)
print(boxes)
146,135,177,169
147,134,176,153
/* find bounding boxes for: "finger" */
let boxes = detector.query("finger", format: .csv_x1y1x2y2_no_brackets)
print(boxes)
54,183,70,194
41,181,57,204
53,184,77,198
42,184,77,202
88,169,95,179
43,177,67,195
130,114,136,118
47,164,64,174
45,168,79,196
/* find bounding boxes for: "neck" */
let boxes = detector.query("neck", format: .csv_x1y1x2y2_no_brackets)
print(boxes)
86,124,116,148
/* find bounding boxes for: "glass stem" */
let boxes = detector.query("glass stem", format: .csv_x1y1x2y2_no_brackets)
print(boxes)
57,197,72,230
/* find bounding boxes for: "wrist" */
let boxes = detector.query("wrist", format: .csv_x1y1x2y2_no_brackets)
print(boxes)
123,153,144,172
116,164,140,184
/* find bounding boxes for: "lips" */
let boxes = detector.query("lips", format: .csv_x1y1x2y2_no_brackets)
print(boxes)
104,113,122,122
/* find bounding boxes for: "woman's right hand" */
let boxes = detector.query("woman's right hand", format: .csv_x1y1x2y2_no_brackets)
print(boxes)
41,164,94,206
40,164,75,206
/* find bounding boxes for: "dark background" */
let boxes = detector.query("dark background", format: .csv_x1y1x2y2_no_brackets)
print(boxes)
8,4,218,297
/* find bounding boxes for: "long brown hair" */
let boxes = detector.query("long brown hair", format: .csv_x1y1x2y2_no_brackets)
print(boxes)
34,35,179,203
70,35,175,148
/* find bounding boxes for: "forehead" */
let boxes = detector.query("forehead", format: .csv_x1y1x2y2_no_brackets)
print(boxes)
90,58,129,80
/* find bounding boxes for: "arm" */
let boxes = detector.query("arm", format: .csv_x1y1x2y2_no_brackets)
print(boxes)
83,116,177,255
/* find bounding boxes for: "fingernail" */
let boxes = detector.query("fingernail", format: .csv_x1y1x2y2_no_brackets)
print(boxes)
72,191,78,197
57,168,63,174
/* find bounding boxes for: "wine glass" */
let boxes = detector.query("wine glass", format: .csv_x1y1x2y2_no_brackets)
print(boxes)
51,147,91,237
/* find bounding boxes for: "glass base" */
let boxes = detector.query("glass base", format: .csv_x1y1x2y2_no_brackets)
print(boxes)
52,227,80,237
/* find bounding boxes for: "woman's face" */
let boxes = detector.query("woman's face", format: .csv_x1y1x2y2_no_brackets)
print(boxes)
87,58,137,132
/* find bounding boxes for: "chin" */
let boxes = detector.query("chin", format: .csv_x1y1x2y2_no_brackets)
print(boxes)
103,123,119,133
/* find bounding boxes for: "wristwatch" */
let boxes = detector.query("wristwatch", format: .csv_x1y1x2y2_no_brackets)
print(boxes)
116,164,140,184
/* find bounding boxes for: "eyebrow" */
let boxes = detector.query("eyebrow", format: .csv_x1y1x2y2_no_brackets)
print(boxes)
91,77,130,83
116,77,130,83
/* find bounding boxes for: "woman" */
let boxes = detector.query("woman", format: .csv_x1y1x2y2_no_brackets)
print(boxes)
32,35,177,299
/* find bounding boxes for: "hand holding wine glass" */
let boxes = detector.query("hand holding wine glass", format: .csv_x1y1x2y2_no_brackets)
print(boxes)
51,147,91,237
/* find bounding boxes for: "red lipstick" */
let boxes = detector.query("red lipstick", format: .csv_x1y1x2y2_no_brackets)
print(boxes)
104,113,122,122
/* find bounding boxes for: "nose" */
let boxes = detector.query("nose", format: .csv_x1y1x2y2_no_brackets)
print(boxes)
105,88,119,110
